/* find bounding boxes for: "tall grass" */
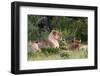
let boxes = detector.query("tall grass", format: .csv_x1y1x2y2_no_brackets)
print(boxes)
28,46,88,61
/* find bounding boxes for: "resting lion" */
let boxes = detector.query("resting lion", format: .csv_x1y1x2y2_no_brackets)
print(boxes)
31,30,62,52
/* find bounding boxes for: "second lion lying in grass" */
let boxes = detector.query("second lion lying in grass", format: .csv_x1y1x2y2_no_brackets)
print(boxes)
31,30,62,52
68,37,81,51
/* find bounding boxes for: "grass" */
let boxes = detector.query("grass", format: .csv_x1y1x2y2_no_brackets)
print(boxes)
28,46,88,61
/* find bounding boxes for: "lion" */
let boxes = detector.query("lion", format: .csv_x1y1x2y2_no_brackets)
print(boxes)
31,30,62,52
68,37,81,51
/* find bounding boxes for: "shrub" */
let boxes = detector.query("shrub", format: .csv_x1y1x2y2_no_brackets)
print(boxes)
60,52,70,59
41,48,60,55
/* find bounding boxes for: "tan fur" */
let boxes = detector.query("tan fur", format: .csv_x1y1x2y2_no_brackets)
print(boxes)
31,31,62,52
68,38,81,51
80,45,87,51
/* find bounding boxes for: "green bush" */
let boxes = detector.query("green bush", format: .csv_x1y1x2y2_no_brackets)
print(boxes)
28,15,88,43
41,48,61,55
60,52,70,59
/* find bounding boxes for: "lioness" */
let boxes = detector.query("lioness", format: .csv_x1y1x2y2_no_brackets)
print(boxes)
31,30,62,52
69,37,81,51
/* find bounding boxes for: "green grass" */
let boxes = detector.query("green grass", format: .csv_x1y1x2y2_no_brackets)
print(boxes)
28,46,88,61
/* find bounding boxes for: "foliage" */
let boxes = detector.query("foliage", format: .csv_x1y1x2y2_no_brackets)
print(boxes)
28,47,88,61
41,48,60,55
28,15,88,43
